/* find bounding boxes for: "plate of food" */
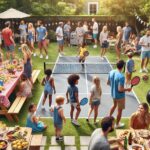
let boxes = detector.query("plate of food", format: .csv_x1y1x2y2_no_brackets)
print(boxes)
129,144,144,150
118,130,129,139
0,140,8,150
138,130,150,139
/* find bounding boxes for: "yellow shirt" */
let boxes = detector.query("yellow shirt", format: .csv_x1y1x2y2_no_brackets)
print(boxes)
79,47,87,57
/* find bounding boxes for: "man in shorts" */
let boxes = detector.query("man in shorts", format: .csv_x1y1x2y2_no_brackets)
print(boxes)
19,20,27,44
92,18,98,48
139,28,150,73
36,20,48,59
2,21,16,59
63,21,71,47
107,60,132,128
56,22,64,56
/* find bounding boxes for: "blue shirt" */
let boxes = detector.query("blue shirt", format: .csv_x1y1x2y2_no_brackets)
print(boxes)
126,59,134,73
36,26,47,41
108,70,125,99
53,106,62,126
123,26,132,42
67,85,78,103
19,24,27,35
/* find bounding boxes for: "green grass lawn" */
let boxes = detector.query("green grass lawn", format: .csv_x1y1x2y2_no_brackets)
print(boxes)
1,42,150,150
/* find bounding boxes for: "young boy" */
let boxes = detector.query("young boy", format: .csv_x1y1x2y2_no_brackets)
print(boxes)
51,96,66,142
78,43,88,68
125,52,135,86
66,74,81,126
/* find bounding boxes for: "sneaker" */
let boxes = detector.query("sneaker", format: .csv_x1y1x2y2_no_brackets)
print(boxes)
56,137,63,142
94,120,99,125
61,52,65,55
143,68,148,73
86,119,89,123
40,54,43,58
45,55,49,59
33,53,37,57
115,122,125,129
41,105,45,111
59,53,62,57
72,120,80,126
93,45,97,48
140,69,144,73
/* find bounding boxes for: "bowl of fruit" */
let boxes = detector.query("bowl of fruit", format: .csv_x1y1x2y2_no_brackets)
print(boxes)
0,140,8,150
11,139,29,150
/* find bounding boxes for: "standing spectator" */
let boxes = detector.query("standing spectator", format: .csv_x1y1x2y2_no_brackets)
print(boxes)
99,26,109,59
27,23,36,56
36,20,48,59
50,96,66,142
88,116,120,150
64,21,71,47
21,44,33,85
92,18,98,48
56,22,64,56
107,60,131,128
83,21,89,34
115,26,123,60
139,29,150,73
2,21,16,59
75,22,85,48
66,74,81,126
19,20,27,44
122,22,132,45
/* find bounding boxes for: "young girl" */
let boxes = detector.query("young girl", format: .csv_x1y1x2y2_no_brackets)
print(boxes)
51,96,66,142
87,76,102,124
99,26,109,59
78,43,88,68
26,103,47,132
66,74,81,126
21,44,33,85
41,69,56,110
17,73,32,98
125,52,135,86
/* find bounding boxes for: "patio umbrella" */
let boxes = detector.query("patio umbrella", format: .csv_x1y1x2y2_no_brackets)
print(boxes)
0,8,31,19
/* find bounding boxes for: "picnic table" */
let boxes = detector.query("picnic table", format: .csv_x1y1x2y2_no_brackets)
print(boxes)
116,129,150,150
0,62,23,121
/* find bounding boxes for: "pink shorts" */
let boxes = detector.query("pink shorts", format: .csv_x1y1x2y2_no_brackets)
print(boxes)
38,39,46,49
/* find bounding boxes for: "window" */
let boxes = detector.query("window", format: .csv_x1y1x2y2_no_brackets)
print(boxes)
88,2,98,15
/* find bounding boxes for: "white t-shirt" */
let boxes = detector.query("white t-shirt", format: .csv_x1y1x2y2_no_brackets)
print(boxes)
83,25,88,32
56,26,63,41
90,85,101,101
99,32,108,45
139,35,150,52
92,22,98,34
75,27,85,38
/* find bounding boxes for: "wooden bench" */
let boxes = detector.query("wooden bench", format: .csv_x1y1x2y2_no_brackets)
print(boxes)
29,134,43,150
7,70,41,122
32,70,41,84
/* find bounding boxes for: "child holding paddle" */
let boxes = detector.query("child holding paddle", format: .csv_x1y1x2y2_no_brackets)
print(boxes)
66,74,81,126
87,76,102,124
78,43,89,68
125,52,135,86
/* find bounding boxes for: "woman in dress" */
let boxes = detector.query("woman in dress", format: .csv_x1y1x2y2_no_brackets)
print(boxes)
26,103,47,132
130,103,150,129
115,26,123,60
27,23,36,56
21,44,33,85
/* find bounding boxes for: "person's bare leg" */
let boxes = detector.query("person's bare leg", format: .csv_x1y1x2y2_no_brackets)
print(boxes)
87,106,94,120
75,106,81,120
109,100,117,116
94,106,98,123
116,108,123,125
70,105,74,120
49,95,52,107
141,59,145,70
145,58,149,69
42,93,47,106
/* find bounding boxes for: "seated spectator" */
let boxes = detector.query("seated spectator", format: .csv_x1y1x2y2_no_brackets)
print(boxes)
17,73,32,98
26,103,47,132
88,116,121,150
130,103,150,129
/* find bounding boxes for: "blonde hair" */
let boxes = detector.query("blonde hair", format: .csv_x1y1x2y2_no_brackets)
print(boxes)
116,26,122,33
93,76,102,96
56,96,65,105
28,23,33,30
21,44,32,57
102,26,108,33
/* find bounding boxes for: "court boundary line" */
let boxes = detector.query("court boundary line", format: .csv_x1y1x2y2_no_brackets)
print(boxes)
36,56,140,118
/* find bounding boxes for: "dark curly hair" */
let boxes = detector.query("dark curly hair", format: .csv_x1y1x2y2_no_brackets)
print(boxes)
67,74,80,86
44,69,52,77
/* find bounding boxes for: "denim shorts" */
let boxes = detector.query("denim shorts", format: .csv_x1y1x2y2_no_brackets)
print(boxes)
101,41,109,48
141,51,150,59
5,44,14,51
91,100,100,106
54,123,62,129
57,39,64,46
